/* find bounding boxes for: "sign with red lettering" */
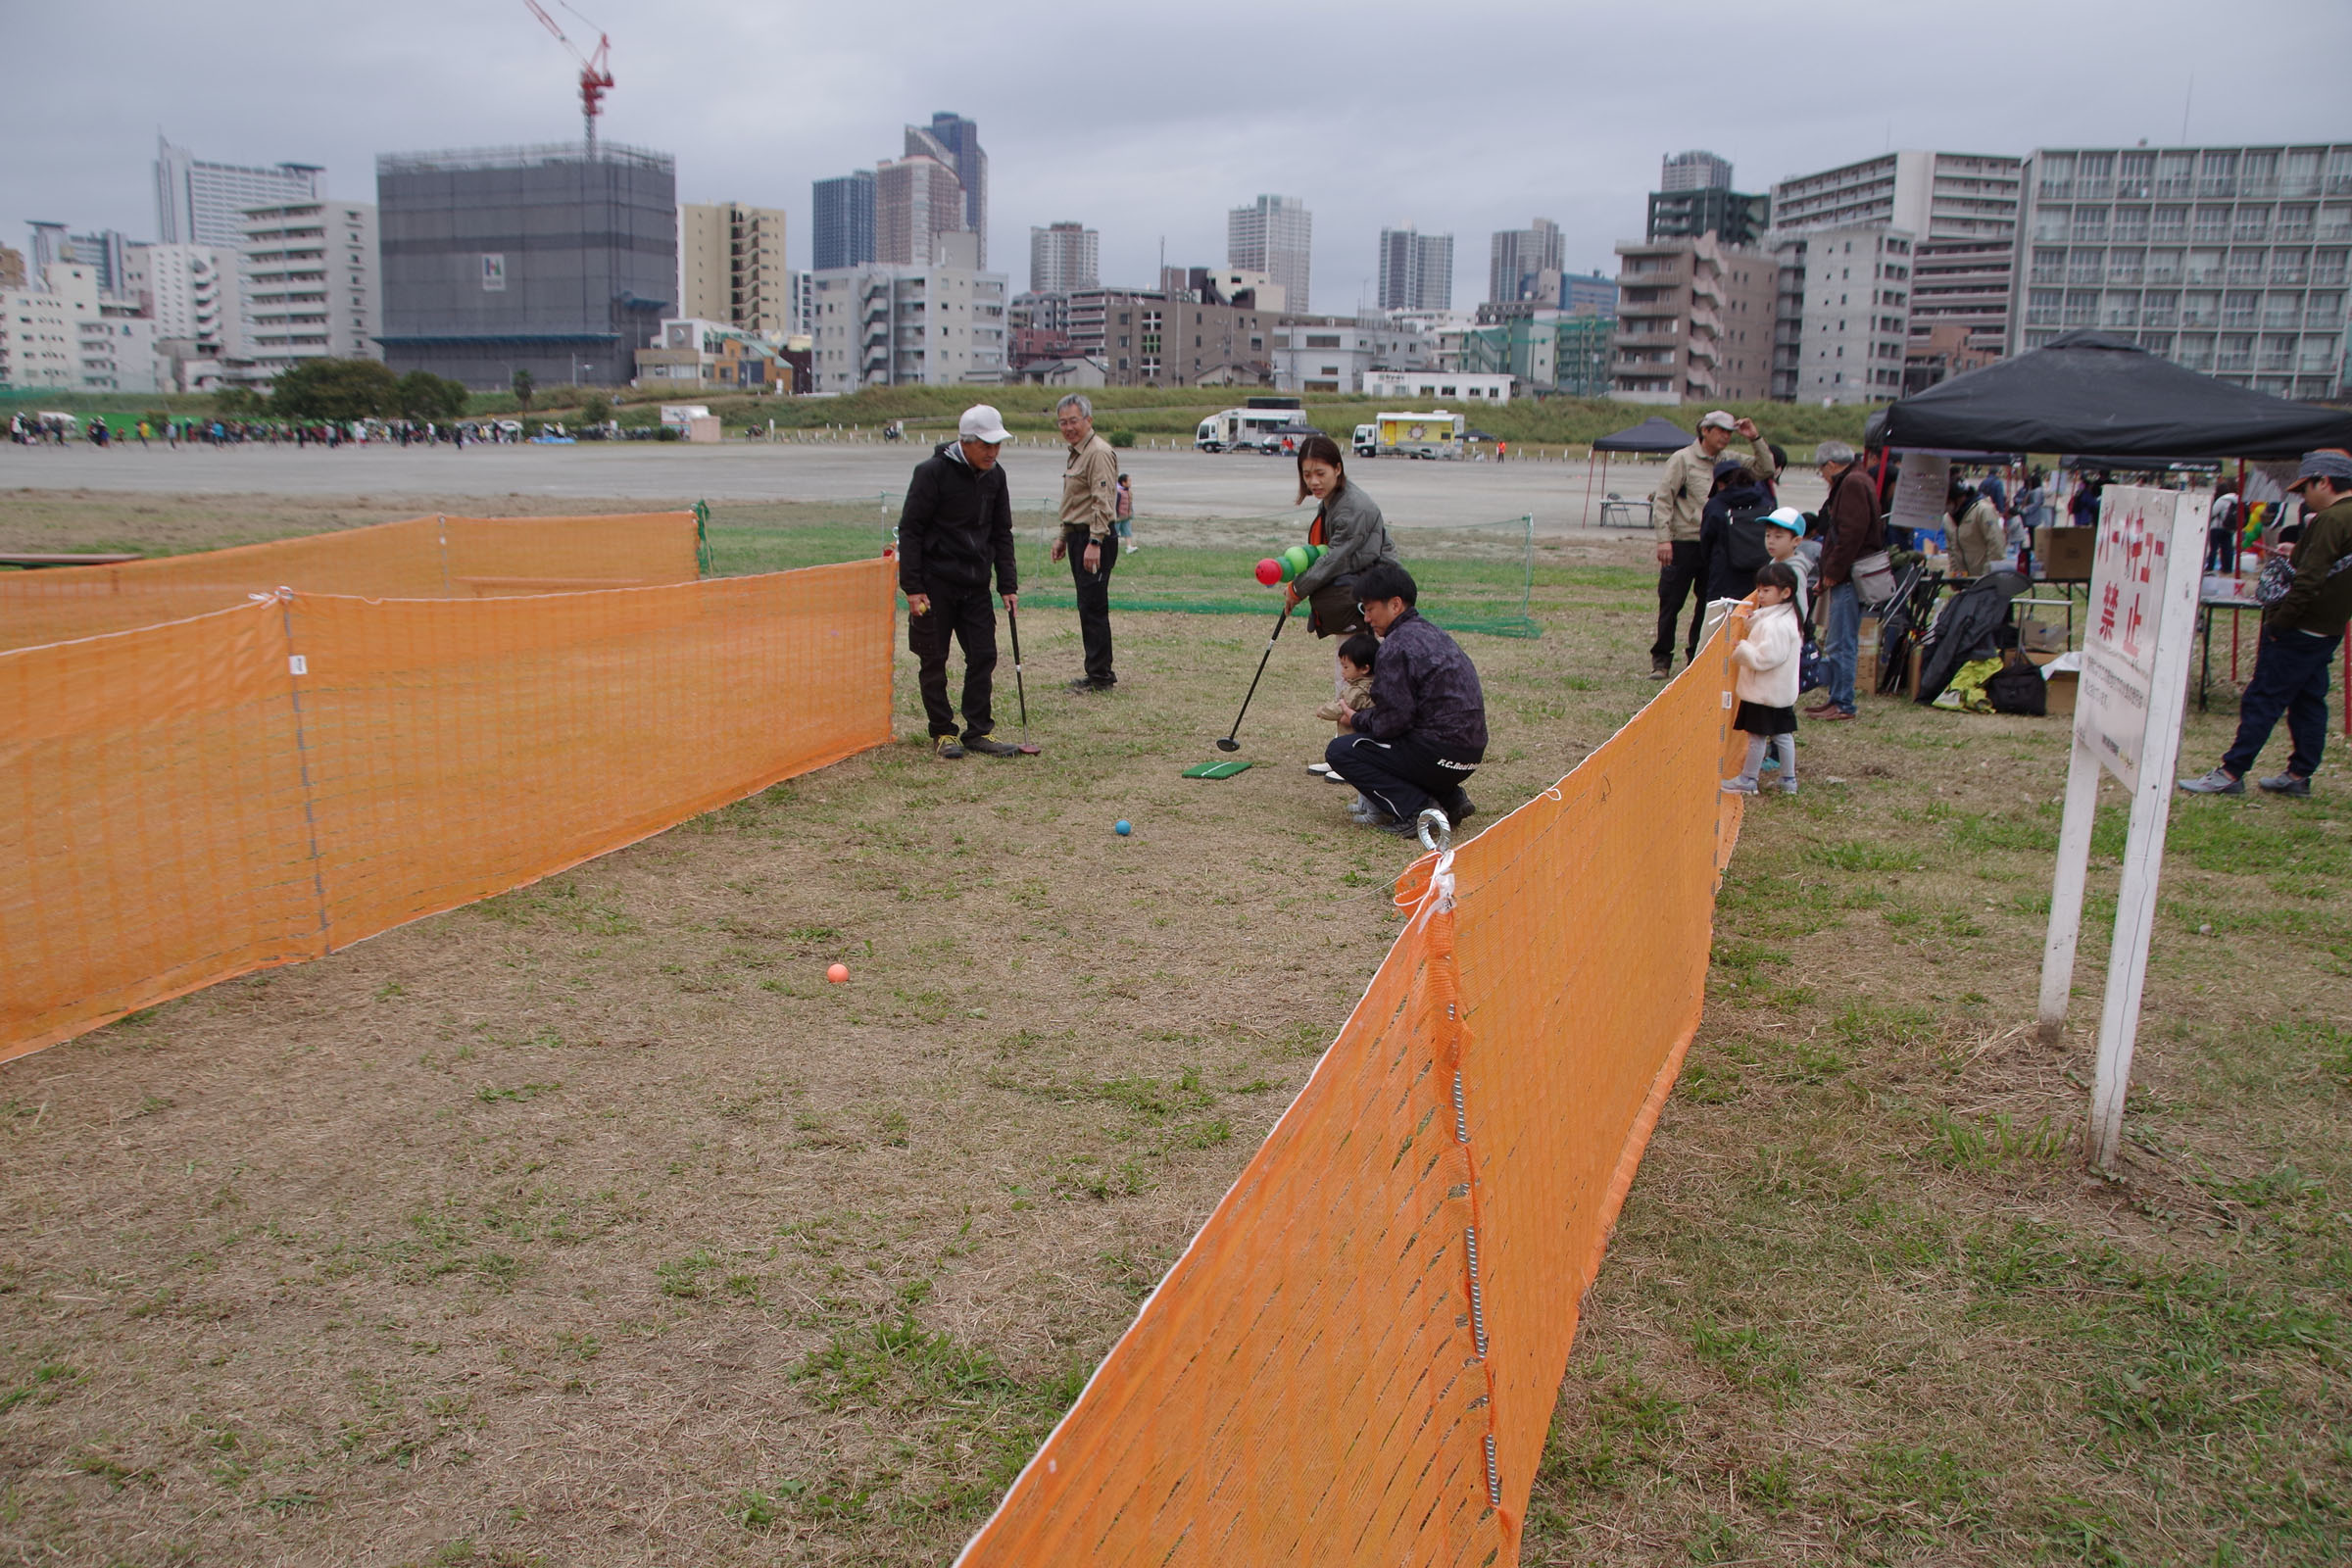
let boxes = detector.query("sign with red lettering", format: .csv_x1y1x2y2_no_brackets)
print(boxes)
2076,486,2199,790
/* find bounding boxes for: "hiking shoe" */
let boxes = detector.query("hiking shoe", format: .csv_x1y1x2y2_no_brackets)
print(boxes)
2177,767,2243,795
933,735,965,760
1649,656,1672,681
1066,677,1115,693
964,732,1019,758
1444,788,1477,823
2257,771,2312,797
1721,777,1759,796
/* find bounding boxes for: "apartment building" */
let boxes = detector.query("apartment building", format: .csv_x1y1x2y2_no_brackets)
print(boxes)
1768,225,1914,405
1377,226,1453,311
807,263,1006,391
1770,150,2022,375
1363,368,1512,404
1064,286,1277,387
2010,143,2352,398
1609,233,1775,404
1459,313,1614,397
1489,218,1564,306
908,115,986,268
1030,222,1099,294
1271,314,1435,393
875,155,968,267
811,171,876,270
237,200,380,382
1660,150,1734,193
0,261,158,392
1230,195,1312,313
155,134,323,248
680,202,791,336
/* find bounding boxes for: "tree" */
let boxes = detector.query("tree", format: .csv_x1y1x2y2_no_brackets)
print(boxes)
271,358,398,421
512,368,535,410
394,370,468,421
579,393,613,427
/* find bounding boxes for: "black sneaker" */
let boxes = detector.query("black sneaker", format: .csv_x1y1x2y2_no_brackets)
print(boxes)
1066,677,1115,693
933,735,964,760
964,732,1019,758
2257,772,2312,797
1444,788,1477,824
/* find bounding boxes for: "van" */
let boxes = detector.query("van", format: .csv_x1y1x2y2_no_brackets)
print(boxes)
1352,423,1377,458
1197,407,1319,453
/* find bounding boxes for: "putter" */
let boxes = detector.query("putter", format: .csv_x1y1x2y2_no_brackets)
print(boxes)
1005,606,1041,755
1216,602,1292,752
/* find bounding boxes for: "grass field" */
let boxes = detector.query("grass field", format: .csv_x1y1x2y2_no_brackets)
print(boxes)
1,495,2347,1565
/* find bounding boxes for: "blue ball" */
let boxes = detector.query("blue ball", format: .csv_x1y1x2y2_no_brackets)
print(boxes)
1114,819,1132,836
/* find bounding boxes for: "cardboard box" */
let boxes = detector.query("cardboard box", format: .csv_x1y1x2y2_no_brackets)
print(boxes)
2034,525,2095,580
2043,669,2078,715
1876,645,1921,697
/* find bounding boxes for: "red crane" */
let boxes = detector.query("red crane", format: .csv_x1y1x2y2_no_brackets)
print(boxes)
521,0,614,159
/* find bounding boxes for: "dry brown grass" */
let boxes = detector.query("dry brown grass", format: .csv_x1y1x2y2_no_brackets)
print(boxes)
1,495,2345,1566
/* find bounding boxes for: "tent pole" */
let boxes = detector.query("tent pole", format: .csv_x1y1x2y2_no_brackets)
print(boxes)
1583,447,1598,525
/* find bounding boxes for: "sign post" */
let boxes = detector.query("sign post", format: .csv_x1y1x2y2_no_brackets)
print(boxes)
2034,485,2207,1169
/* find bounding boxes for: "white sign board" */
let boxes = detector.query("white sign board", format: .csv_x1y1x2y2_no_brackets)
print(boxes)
2074,487,2194,790
2035,484,2208,1168
1888,453,1951,538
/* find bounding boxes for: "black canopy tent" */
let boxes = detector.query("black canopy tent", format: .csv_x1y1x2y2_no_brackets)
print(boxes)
1871,330,2352,460
1585,415,1693,524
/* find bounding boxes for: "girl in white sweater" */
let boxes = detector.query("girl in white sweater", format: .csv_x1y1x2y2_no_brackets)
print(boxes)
1723,563,1803,796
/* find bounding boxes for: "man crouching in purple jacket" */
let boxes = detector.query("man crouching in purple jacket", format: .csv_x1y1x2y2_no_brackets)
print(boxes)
1326,563,1489,837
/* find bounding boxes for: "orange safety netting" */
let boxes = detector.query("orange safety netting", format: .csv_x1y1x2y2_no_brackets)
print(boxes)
0,559,895,1061
955,622,1750,1567
0,512,701,653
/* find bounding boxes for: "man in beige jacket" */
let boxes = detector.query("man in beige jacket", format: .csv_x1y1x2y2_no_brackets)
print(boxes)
1050,393,1123,691
1650,411,1773,678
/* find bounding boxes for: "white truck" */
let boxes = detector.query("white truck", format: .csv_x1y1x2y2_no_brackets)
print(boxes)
1373,411,1465,460
1197,406,1315,453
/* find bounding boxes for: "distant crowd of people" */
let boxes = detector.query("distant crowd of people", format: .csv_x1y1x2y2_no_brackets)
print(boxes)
5,414,529,450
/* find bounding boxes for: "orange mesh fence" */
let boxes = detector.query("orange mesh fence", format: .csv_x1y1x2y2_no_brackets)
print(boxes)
0,559,894,1061
956,622,1751,1567
0,512,700,653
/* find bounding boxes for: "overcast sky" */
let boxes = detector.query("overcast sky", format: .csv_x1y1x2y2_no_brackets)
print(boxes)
7,0,2349,311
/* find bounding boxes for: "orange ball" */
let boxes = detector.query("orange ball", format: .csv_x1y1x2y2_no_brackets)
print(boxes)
826,962,849,984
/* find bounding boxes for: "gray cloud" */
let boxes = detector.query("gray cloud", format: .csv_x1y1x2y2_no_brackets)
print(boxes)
7,0,2348,310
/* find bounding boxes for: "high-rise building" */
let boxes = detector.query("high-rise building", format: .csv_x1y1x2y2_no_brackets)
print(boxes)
1489,219,1565,306
807,262,1006,391
144,244,241,357
1766,225,1915,405
1058,284,1278,387
154,134,323,248
875,155,967,267
2009,142,2352,398
1030,221,1100,295
680,202,791,336
1609,233,1776,405
812,171,876,271
375,141,676,389
1769,149,2023,378
1647,187,1770,248
908,114,986,267
1230,194,1312,313
0,246,24,290
26,222,69,278
1377,226,1453,311
1660,151,1735,193
240,200,381,381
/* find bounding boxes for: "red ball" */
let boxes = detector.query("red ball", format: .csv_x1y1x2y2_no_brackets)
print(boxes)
1254,558,1283,587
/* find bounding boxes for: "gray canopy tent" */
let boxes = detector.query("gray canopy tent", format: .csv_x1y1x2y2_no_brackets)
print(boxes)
1585,416,1693,526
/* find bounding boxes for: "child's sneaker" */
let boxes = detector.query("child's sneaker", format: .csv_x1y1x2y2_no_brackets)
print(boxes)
1720,777,1758,796
1780,779,1799,796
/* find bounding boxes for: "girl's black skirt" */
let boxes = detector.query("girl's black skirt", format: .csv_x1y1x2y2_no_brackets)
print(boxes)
1736,700,1796,736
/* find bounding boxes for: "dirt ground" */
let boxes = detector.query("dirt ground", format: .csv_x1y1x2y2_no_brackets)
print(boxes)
2,494,2345,1566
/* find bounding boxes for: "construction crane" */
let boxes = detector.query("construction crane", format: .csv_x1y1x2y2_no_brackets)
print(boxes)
521,0,614,159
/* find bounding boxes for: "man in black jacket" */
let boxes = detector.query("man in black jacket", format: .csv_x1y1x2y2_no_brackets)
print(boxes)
899,406,1021,759
1326,563,1489,836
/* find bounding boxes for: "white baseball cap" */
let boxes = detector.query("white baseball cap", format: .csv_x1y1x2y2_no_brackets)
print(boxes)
958,405,1011,444
1696,410,1739,432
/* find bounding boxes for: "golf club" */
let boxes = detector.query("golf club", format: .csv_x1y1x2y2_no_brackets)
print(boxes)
1005,605,1042,755
1216,602,1292,752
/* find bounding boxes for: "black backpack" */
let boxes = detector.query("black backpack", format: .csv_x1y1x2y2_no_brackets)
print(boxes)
1984,654,2047,716
1723,500,1775,572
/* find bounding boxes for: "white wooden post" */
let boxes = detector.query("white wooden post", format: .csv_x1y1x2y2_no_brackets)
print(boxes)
2036,736,2102,1043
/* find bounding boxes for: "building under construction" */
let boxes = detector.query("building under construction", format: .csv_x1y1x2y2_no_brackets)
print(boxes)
375,141,676,389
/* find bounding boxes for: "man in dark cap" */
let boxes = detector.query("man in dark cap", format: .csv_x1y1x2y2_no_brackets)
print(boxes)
2180,449,2352,797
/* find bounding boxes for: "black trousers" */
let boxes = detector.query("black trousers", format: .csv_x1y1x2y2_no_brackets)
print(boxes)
2222,628,2339,779
1065,526,1118,683
1326,732,1481,824
1652,540,1705,662
908,583,997,739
